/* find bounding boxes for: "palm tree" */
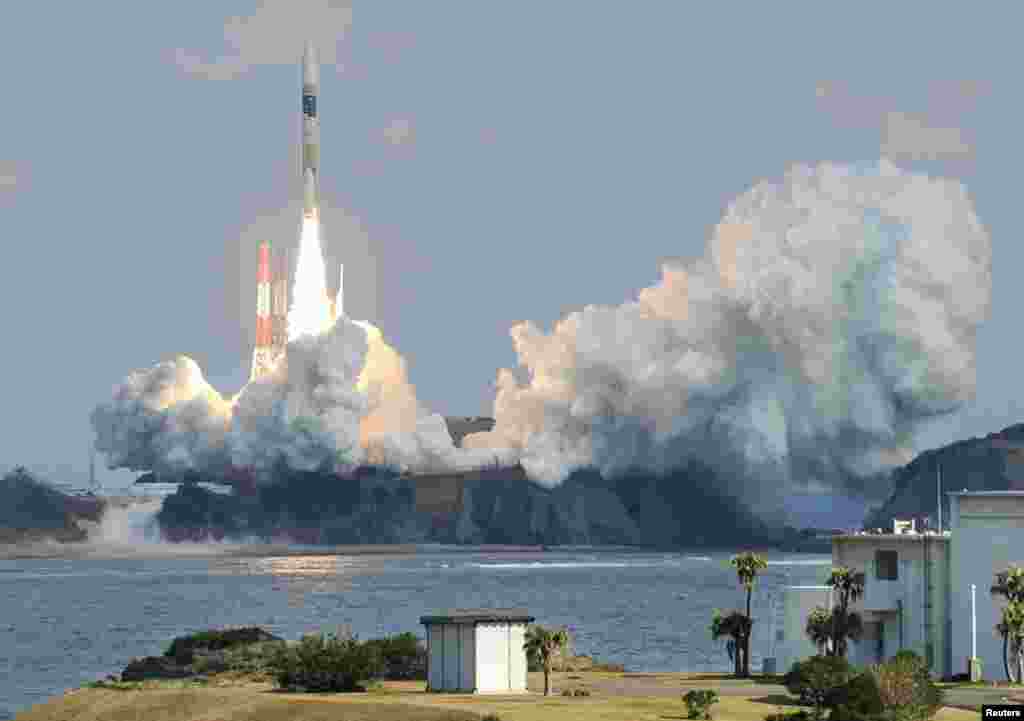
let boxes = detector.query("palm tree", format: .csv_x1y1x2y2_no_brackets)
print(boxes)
992,566,1024,683
805,606,833,655
825,567,865,658
711,609,752,677
523,625,569,696
996,602,1024,684
730,552,768,676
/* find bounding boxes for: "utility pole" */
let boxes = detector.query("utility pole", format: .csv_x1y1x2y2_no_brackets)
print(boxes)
969,583,981,681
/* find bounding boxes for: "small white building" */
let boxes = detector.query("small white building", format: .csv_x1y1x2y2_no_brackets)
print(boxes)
421,608,534,693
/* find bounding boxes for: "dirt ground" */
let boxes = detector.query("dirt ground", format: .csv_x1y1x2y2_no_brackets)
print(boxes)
528,671,789,698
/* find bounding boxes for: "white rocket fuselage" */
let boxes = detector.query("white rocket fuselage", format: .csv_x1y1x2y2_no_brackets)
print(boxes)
302,42,320,220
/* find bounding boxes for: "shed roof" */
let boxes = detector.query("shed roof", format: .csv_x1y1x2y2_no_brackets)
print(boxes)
420,608,534,625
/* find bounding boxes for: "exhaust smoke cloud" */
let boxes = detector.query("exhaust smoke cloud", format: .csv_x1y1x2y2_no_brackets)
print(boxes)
93,160,990,514
465,159,991,506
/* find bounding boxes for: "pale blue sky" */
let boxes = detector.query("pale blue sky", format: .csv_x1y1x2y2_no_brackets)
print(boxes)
0,1,1019,490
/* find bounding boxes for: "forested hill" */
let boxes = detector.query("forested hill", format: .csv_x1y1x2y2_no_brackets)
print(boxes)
864,422,1024,529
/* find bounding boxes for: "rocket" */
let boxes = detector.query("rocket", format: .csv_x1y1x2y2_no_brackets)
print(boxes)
249,240,276,381
302,41,320,221
256,241,272,348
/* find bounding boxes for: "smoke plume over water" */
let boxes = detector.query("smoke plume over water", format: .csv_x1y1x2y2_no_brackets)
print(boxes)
93,161,990,512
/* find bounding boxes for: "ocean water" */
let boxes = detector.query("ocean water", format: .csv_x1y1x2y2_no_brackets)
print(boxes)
0,548,830,719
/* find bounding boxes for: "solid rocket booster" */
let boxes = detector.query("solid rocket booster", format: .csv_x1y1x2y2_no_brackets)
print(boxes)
256,241,272,347
249,240,276,381
302,41,320,220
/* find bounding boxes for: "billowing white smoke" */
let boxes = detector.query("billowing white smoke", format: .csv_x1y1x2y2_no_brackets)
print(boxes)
92,315,507,480
94,160,991,510
91,356,233,478
465,160,991,505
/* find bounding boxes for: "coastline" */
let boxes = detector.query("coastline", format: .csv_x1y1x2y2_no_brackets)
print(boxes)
0,541,831,561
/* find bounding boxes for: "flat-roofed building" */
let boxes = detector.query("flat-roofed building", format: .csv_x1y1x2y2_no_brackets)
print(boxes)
832,527,951,676
949,491,1024,681
776,491,1024,681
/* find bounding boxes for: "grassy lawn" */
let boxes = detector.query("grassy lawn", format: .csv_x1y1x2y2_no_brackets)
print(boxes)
14,676,984,721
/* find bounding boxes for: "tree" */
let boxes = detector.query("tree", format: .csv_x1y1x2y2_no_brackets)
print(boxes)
805,606,833,654
711,609,751,677
992,566,1024,683
523,625,569,696
825,567,865,658
730,552,768,676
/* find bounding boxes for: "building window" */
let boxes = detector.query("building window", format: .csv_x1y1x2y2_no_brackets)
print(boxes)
876,550,898,580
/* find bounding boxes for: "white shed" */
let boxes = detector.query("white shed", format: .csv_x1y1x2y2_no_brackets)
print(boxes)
421,608,534,693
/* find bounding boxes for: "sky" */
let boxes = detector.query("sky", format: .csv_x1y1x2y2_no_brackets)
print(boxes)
0,1,1020,493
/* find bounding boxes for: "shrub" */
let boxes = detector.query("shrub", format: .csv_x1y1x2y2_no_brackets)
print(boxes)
222,640,288,675
783,656,855,716
164,627,281,664
869,653,943,721
361,632,427,680
480,714,502,721
268,632,383,692
561,688,573,696
764,712,812,721
573,688,590,696
827,653,942,721
683,689,720,720
828,673,885,721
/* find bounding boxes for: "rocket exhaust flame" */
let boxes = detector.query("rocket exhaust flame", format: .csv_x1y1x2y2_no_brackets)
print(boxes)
287,215,332,341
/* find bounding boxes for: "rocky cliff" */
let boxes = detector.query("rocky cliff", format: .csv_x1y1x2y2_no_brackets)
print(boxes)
154,461,781,549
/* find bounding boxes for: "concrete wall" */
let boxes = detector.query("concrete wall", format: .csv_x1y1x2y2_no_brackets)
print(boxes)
427,623,476,691
476,623,510,693
443,623,460,689
508,623,527,691
427,624,443,690
832,535,950,677
950,494,1024,681
778,586,832,673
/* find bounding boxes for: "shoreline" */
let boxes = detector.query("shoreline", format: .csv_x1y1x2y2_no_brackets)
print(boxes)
0,541,829,561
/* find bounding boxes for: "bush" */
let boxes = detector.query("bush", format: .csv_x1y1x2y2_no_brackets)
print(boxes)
869,653,943,721
573,688,590,696
683,689,720,720
561,688,573,696
268,632,384,692
828,673,885,721
361,632,427,680
764,713,812,721
784,655,856,709
827,653,942,721
480,714,502,721
164,627,282,664
222,641,288,675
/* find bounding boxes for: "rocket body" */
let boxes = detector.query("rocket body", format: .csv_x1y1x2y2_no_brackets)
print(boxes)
302,42,320,219
256,241,271,347
250,241,277,381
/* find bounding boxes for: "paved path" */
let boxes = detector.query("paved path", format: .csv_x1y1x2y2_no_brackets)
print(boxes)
941,686,1024,710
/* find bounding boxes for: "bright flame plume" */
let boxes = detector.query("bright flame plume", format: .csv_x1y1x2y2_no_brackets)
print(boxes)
288,215,333,341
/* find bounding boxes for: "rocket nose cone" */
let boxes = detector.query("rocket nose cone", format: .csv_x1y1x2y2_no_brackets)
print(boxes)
303,41,319,87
